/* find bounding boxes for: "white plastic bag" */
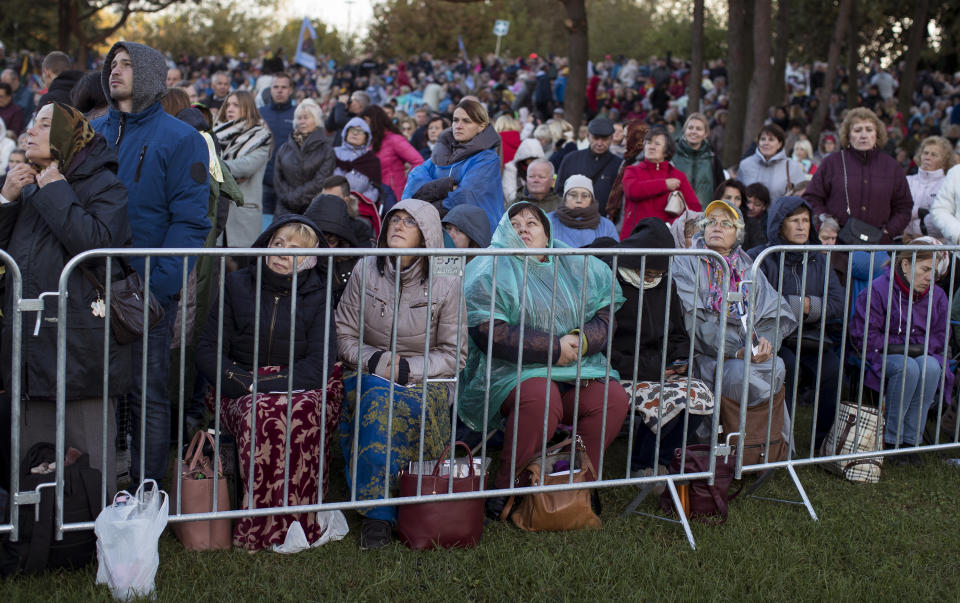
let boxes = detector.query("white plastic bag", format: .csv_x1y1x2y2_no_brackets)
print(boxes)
95,479,169,601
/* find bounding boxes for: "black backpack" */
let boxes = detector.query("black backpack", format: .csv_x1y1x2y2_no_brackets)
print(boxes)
0,442,102,575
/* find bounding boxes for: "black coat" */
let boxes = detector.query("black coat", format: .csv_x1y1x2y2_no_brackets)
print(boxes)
611,277,691,381
36,70,84,110
554,149,622,215
0,135,132,399
273,129,336,217
196,216,337,398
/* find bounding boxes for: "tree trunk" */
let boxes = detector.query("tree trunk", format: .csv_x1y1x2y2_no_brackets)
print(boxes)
562,0,588,131
688,0,705,115
845,0,859,109
723,0,752,167
743,0,772,145
768,0,790,109
808,0,853,146
897,0,930,116
57,0,71,51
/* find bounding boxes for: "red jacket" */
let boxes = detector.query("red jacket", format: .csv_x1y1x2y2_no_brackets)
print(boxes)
376,131,424,202
500,130,521,166
621,160,700,238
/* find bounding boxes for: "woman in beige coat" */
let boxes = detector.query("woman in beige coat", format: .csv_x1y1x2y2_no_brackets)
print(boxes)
335,198,467,550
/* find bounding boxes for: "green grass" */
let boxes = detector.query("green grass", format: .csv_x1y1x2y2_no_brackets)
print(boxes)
4,412,960,601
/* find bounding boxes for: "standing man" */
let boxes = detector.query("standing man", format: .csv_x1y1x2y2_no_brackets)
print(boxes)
37,51,83,109
259,72,295,217
205,70,231,112
93,41,211,483
325,90,369,146
554,117,622,215
0,68,34,121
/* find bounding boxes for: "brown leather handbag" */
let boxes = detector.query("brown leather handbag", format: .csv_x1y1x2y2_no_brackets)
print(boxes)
501,437,601,531
396,442,485,550
719,386,789,466
169,430,231,550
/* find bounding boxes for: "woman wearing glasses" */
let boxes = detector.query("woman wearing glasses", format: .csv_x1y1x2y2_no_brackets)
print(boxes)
673,200,796,462
548,174,620,247
334,199,468,550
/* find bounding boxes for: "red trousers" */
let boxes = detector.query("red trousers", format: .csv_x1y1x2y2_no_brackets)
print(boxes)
495,377,629,489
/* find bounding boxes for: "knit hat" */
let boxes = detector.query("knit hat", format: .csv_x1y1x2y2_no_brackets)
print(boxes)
562,174,594,198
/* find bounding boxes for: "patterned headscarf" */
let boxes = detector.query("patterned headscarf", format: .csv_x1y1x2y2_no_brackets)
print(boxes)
49,102,96,176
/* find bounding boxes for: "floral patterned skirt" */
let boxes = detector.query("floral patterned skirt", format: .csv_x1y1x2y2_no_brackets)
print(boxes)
339,372,451,523
207,364,343,551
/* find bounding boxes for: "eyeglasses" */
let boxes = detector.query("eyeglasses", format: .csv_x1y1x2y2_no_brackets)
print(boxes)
565,191,593,201
389,215,418,229
704,219,737,230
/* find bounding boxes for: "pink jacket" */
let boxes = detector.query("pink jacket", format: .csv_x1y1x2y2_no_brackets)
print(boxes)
377,131,424,201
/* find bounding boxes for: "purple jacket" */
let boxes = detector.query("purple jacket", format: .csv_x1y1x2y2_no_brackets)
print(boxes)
849,269,953,403
803,148,913,242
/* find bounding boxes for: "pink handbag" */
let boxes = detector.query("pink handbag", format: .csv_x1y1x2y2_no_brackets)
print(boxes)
169,430,232,550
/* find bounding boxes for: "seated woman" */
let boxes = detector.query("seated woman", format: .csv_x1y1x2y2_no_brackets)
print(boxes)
849,245,952,465
442,204,492,254
548,174,620,247
335,199,467,550
673,200,797,461
458,202,630,518
333,117,382,203
608,218,713,473
304,193,365,308
750,197,844,450
196,215,341,551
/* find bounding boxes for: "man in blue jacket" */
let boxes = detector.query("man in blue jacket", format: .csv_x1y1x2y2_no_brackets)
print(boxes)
259,72,295,217
93,41,210,483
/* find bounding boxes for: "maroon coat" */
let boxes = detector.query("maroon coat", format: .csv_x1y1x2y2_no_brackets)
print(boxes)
802,148,912,242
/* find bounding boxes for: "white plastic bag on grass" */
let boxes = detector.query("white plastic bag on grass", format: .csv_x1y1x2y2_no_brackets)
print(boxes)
95,479,169,601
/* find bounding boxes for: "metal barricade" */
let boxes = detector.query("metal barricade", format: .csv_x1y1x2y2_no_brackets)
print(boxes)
741,244,960,520
0,250,23,541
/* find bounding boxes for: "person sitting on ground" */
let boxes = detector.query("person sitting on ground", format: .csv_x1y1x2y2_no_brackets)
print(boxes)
743,182,771,250
274,98,336,218
196,215,341,551
750,197,844,449
403,99,504,232
303,194,366,308
513,158,562,213
320,174,379,243
818,215,840,245
441,204,492,255
548,174,620,247
849,243,952,465
668,209,704,249
335,199,467,550
673,200,797,460
458,202,629,520
333,116,382,204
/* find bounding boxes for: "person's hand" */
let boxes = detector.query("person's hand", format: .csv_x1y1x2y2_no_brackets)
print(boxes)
557,334,581,366
1,163,38,201
671,362,688,375
752,337,773,363
803,297,811,315
37,161,65,188
665,178,681,191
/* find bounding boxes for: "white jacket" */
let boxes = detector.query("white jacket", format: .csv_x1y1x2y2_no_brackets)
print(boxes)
930,164,960,244
501,138,545,204
905,168,946,238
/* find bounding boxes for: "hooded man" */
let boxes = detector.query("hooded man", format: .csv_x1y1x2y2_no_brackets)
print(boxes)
93,41,211,483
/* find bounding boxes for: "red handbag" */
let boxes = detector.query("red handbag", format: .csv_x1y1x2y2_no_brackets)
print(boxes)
659,444,742,524
396,442,484,550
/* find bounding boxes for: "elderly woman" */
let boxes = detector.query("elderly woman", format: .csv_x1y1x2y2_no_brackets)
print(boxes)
849,245,952,465
502,138,545,205
0,102,131,496
620,126,700,236
673,200,797,462
274,98,336,218
738,124,807,201
333,116,382,203
335,199,467,550
672,113,725,208
803,108,912,244
403,99,505,233
213,90,273,247
197,215,340,551
548,174,620,247
906,136,954,240
458,202,629,519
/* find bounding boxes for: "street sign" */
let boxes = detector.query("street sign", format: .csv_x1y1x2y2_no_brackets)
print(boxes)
493,20,510,37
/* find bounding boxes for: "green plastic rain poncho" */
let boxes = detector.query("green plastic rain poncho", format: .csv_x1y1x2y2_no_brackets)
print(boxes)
458,204,625,433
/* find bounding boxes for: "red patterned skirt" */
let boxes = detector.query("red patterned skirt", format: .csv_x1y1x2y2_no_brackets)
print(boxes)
207,364,343,551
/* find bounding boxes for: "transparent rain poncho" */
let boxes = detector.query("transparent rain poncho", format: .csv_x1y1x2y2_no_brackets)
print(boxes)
458,206,625,433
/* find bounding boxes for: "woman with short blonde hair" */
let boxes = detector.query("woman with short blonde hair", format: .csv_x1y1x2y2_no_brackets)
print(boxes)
906,135,955,239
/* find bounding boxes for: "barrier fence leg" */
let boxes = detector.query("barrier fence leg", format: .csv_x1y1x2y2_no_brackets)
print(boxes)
745,462,819,521
665,478,696,550
787,464,818,521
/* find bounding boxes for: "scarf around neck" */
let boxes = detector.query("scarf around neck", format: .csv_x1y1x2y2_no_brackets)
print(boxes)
555,200,601,229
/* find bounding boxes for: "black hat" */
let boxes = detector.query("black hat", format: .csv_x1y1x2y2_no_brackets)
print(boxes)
618,218,675,270
587,117,614,137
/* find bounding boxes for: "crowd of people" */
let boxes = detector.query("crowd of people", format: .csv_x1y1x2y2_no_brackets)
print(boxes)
2,40,960,553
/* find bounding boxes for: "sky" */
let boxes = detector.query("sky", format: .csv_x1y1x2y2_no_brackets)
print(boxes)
283,0,377,36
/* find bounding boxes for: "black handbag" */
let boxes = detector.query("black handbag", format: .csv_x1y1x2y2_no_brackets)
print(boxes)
837,150,883,245
81,259,165,345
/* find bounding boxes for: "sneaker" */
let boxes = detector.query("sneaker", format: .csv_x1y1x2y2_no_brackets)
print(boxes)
360,518,392,551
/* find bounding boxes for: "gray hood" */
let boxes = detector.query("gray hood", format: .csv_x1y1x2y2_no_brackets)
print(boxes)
100,41,168,114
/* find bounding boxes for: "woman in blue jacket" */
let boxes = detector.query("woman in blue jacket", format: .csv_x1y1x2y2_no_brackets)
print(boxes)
402,99,504,233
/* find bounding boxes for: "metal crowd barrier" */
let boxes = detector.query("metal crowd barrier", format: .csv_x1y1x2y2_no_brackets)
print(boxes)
0,246,736,551
741,244,960,520
0,249,23,540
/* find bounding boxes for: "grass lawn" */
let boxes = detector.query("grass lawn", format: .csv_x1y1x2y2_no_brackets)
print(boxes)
4,411,960,601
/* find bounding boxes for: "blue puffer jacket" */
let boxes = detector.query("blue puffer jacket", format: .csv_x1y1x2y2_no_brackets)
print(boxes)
93,41,211,307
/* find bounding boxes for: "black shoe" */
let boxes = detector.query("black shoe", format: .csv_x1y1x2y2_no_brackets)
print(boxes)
590,490,602,516
360,518,392,550
485,496,508,521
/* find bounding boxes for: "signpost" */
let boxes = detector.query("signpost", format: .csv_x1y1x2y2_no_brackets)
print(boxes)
493,19,510,57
